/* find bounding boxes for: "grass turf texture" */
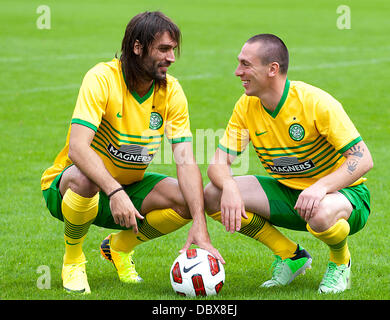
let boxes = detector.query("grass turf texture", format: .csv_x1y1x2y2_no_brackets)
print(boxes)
1,0,389,300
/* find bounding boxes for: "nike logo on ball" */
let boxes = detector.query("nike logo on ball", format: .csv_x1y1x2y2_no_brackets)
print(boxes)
183,262,202,273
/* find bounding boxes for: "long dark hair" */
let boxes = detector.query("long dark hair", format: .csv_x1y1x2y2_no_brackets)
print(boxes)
120,11,181,91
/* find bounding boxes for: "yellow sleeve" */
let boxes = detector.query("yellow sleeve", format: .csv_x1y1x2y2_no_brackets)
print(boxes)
165,80,192,143
218,95,250,155
314,93,361,154
71,65,109,131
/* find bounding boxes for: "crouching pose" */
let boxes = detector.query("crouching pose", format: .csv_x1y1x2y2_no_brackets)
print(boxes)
41,11,223,294
205,33,373,293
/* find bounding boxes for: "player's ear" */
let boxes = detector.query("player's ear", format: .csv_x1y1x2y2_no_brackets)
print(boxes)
268,62,280,77
133,40,143,56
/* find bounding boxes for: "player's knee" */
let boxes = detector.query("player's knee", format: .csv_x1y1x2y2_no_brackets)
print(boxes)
172,205,191,220
171,195,191,220
66,169,99,198
308,211,331,232
204,183,221,215
165,179,191,219
308,197,342,231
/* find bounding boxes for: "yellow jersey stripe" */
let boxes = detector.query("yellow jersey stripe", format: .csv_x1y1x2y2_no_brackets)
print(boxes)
254,134,323,151
95,127,161,151
101,118,163,140
93,133,160,161
254,136,328,158
98,123,161,148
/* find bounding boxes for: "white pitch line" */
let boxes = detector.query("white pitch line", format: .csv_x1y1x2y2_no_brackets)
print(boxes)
289,45,390,54
1,45,389,63
290,57,390,71
0,52,116,63
1,57,389,96
179,73,214,80
0,83,81,95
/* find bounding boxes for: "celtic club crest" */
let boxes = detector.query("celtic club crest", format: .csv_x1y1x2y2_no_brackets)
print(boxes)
149,111,163,130
289,123,305,141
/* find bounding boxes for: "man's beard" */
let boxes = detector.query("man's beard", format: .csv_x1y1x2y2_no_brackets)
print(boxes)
142,57,170,81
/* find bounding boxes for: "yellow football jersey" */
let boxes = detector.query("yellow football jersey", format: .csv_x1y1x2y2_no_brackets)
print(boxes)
41,58,192,190
219,79,365,190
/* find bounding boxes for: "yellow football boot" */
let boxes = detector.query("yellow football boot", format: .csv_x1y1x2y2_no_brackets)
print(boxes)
100,235,143,283
62,260,91,294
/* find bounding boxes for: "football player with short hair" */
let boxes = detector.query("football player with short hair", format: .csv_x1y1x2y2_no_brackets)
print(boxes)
205,33,373,293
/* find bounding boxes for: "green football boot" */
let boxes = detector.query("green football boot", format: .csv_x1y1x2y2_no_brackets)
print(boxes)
261,245,312,287
318,260,351,294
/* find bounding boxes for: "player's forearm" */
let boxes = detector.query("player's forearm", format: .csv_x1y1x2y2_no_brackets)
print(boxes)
172,141,206,222
207,162,235,191
176,163,206,222
207,148,237,191
313,140,373,193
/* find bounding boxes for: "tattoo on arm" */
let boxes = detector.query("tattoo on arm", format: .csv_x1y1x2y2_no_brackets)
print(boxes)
347,159,358,174
346,145,364,158
346,144,364,175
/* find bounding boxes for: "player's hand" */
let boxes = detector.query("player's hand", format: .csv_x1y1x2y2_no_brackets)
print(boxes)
294,183,327,222
180,222,225,264
220,179,248,233
109,190,144,232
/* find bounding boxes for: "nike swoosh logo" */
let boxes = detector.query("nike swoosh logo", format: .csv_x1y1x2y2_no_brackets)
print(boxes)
183,262,202,273
116,112,122,118
65,240,80,246
255,130,267,136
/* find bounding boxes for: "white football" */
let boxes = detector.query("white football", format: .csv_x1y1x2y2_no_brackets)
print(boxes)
170,248,225,297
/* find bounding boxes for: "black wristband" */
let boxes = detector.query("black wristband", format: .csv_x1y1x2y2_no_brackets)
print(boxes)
107,187,124,199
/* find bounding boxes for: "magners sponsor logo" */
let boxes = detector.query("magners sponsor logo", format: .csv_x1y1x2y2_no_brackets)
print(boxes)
107,143,154,164
268,157,315,174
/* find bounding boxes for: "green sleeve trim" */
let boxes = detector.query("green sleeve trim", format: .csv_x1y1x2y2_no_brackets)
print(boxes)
338,136,363,154
71,118,98,132
169,137,192,144
217,143,242,156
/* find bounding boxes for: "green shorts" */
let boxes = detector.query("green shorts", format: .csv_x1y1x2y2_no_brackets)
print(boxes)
42,166,168,230
254,176,371,235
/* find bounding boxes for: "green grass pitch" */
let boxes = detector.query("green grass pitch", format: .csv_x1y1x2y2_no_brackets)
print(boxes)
1,0,389,301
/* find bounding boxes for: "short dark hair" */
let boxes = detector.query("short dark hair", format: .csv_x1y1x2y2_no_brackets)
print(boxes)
119,11,181,90
246,34,289,74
